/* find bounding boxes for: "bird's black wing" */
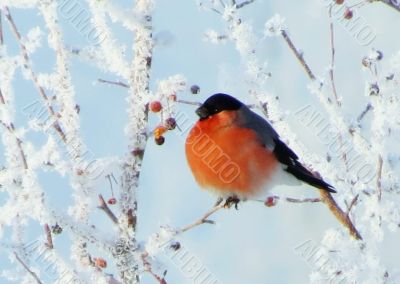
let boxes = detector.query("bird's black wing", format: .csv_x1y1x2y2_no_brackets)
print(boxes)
272,138,336,193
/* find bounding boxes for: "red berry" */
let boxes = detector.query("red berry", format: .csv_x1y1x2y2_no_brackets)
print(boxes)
335,0,344,4
155,136,165,145
150,101,162,113
93,257,107,268
107,197,117,205
344,8,353,19
165,117,177,130
264,196,277,207
154,126,167,139
190,85,200,94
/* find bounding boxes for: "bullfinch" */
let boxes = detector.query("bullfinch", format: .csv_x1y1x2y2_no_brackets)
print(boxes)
185,93,335,201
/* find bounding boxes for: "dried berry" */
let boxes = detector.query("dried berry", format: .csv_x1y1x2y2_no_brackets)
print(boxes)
264,196,277,207
190,85,200,94
150,101,162,113
108,197,117,205
344,8,353,19
155,136,165,145
335,0,344,4
165,117,177,130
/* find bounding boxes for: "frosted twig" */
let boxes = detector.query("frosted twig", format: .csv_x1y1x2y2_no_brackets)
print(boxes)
357,103,373,123
179,202,225,233
259,196,321,206
0,118,28,170
236,0,256,9
98,195,118,224
3,7,66,143
328,7,340,105
281,30,316,80
98,78,129,89
14,252,43,284
319,190,362,240
141,253,167,284
44,224,54,249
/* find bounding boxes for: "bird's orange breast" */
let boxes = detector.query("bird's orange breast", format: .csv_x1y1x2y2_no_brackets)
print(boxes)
185,111,278,197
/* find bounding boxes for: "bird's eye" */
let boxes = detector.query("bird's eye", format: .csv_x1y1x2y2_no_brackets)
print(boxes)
214,108,219,113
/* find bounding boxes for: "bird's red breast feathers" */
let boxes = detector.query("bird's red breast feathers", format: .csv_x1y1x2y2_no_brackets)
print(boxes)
185,110,279,197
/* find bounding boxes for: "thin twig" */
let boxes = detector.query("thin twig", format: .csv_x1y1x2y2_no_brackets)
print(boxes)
0,118,28,170
346,194,359,216
97,78,129,88
319,190,362,240
98,194,118,224
3,7,66,143
357,103,373,123
176,99,202,107
281,30,316,80
236,0,256,9
179,202,225,233
328,7,340,105
44,224,54,249
14,252,43,284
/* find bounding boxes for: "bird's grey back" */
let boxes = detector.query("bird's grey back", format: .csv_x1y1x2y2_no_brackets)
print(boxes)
236,105,279,150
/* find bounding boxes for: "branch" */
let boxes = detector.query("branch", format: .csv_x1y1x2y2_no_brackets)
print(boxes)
98,78,129,89
377,155,383,201
98,194,118,224
281,30,316,80
262,195,321,207
179,202,225,233
3,7,66,143
319,190,362,240
14,252,43,284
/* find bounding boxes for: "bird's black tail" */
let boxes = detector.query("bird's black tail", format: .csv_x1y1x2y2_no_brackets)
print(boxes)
273,138,336,193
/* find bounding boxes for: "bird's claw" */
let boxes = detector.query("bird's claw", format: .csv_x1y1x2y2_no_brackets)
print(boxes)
224,196,241,210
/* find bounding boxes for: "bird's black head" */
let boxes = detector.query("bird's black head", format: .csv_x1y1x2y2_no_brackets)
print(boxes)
195,93,242,120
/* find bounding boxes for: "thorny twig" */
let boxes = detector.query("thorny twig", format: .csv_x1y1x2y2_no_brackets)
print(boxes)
3,7,66,143
14,252,43,284
44,224,54,249
98,194,118,224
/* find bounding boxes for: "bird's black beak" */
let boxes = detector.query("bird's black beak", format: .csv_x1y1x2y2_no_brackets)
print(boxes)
195,106,209,120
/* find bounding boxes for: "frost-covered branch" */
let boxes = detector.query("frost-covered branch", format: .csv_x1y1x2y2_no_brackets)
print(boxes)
375,0,400,12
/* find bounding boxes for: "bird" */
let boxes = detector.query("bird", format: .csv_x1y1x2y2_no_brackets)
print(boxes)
185,93,335,204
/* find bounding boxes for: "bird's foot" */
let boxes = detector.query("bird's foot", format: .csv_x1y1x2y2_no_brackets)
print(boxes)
224,196,241,210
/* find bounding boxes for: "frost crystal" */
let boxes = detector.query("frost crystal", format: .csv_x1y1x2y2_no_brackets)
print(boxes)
264,14,286,37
